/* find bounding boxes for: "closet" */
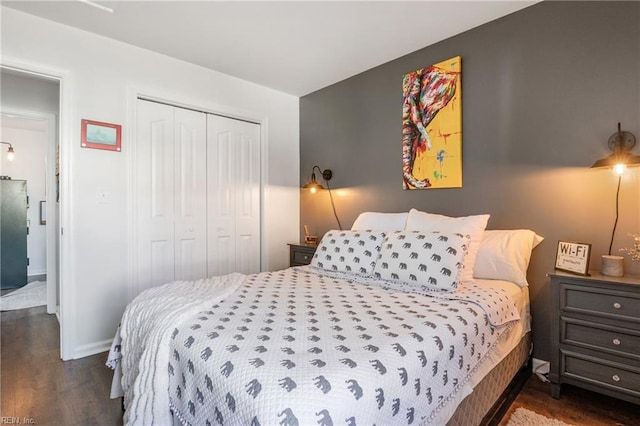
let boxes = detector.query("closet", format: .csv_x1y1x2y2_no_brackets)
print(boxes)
135,100,261,294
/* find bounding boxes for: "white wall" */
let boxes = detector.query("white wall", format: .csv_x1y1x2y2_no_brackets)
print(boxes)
1,7,300,358
0,123,47,276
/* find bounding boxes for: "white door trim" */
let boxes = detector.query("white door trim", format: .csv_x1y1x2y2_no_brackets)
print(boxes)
127,86,269,301
0,59,74,360
0,107,57,314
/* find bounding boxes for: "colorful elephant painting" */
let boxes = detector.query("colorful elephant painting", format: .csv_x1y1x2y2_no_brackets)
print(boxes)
402,56,461,189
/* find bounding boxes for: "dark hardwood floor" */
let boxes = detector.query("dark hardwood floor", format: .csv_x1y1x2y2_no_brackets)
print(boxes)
2,306,638,425
1,306,122,425
498,372,639,426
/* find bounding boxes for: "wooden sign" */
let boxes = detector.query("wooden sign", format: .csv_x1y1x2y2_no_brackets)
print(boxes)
555,241,591,275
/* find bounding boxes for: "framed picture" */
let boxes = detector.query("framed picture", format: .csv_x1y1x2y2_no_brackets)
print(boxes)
40,200,46,225
81,119,122,152
402,56,462,189
555,240,591,275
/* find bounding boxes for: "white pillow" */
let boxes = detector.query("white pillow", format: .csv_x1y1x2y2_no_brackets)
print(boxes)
405,209,490,283
311,230,385,275
473,229,544,287
351,212,408,231
372,231,469,292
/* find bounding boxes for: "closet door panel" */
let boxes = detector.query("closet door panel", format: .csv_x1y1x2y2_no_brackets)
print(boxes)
174,108,207,282
207,115,261,276
237,235,255,275
235,122,261,274
137,101,175,293
211,235,233,276
150,240,173,288
207,118,235,275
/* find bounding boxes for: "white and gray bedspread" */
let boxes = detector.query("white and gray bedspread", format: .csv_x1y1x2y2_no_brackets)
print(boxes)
110,266,519,426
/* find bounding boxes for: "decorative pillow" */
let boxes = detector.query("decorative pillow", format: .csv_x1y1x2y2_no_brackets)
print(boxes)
351,212,408,231
405,209,490,283
311,230,385,275
372,231,469,292
473,229,544,287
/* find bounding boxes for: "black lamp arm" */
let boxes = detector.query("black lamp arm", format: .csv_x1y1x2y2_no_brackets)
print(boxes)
312,165,332,181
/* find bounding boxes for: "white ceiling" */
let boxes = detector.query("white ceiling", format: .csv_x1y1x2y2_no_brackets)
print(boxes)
3,1,538,96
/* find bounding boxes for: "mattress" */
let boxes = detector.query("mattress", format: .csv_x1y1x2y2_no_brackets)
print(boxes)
112,269,529,424
433,278,531,425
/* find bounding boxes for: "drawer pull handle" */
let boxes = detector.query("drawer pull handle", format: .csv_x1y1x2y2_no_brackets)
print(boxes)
612,374,621,382
613,338,621,346
303,255,309,260
613,302,622,309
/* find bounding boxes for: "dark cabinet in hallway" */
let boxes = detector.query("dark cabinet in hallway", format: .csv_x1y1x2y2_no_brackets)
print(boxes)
1,179,28,289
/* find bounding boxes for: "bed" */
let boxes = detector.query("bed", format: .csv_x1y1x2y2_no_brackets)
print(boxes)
108,210,541,426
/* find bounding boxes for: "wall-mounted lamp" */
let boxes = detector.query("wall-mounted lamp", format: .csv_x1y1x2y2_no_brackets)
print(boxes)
303,165,342,230
590,123,639,276
303,166,333,194
591,122,640,176
0,142,15,161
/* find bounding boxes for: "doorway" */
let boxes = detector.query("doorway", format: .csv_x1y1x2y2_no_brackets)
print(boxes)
1,67,63,354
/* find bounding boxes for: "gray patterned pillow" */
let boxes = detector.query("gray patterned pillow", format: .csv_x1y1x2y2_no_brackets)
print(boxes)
372,231,469,291
311,230,385,275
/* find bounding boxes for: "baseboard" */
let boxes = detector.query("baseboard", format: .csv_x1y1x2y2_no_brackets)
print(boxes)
27,273,47,282
73,338,113,359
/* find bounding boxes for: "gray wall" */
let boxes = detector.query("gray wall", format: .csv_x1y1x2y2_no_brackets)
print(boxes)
300,1,640,361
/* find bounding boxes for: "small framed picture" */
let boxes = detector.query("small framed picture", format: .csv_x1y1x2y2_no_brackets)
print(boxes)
81,119,121,151
555,240,591,275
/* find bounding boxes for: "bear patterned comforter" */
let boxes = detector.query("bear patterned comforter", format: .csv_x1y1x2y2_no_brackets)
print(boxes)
146,266,519,426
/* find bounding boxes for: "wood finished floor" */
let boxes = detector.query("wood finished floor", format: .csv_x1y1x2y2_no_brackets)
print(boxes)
1,306,638,425
498,373,639,426
1,306,122,425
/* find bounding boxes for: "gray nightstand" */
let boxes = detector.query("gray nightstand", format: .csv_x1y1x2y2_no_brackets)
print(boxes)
548,270,640,405
288,243,318,267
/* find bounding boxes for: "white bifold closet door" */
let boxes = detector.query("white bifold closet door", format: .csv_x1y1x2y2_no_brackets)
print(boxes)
136,99,261,295
136,100,207,293
207,114,261,276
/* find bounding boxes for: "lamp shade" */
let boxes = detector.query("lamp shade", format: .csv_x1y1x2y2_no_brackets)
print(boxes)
591,152,640,169
303,179,325,193
590,123,639,174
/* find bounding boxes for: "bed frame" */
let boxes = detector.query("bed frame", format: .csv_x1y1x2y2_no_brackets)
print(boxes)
447,332,532,425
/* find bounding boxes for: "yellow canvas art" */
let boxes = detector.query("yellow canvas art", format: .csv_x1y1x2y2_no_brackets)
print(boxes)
402,56,462,189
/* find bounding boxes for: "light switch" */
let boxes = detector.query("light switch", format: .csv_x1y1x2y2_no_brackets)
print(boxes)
98,189,109,204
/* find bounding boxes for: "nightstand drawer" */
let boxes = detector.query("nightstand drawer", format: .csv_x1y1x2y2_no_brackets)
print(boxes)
293,250,314,264
563,319,640,359
564,286,640,322
563,352,640,396
288,243,318,267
